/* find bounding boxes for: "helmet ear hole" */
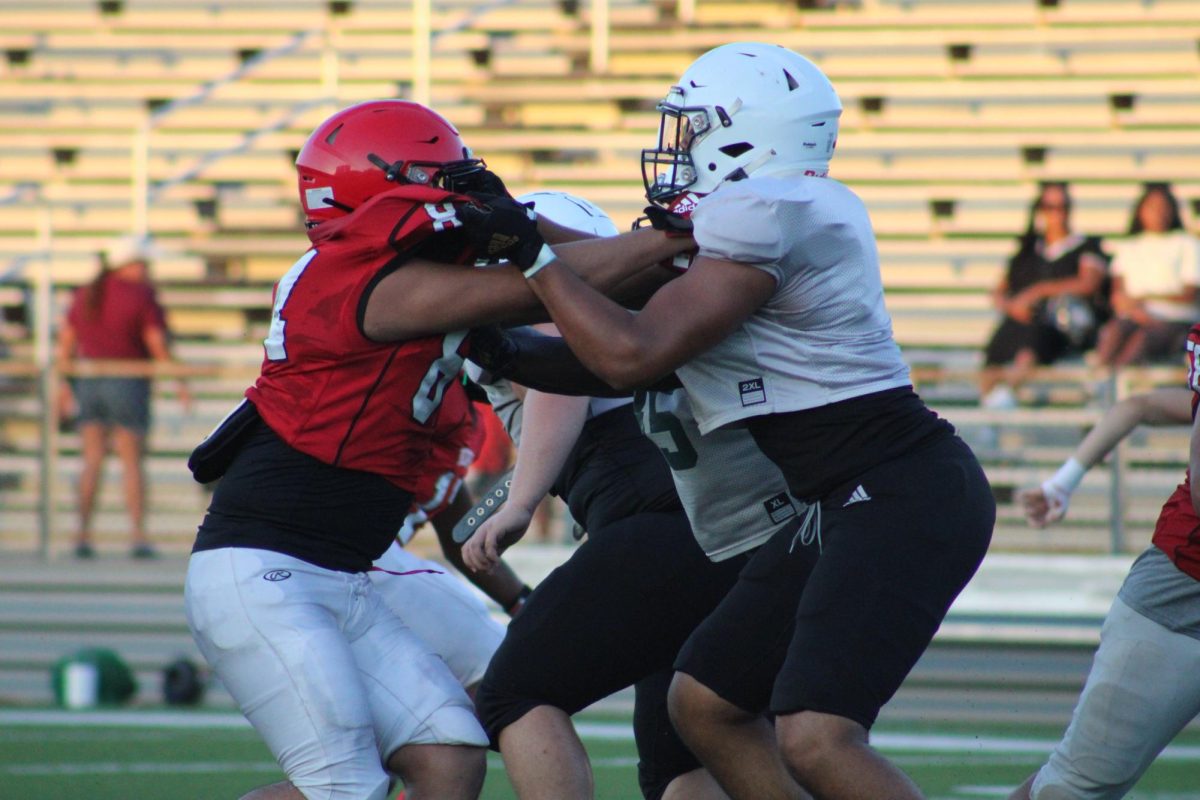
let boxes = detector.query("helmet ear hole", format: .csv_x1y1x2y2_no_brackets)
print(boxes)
718,143,753,158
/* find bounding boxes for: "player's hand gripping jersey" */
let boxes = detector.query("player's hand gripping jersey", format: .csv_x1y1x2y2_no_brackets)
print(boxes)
1151,323,1200,580
247,184,477,491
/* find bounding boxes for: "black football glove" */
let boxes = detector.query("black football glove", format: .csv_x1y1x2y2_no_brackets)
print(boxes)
465,191,535,219
455,167,513,199
466,325,519,378
458,200,551,271
642,205,694,238
446,166,511,199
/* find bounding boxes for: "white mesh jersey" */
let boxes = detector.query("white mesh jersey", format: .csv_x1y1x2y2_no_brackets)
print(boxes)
682,174,911,433
635,387,802,561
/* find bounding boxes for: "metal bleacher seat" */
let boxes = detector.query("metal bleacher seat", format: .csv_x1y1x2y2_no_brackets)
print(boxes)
1,0,1197,559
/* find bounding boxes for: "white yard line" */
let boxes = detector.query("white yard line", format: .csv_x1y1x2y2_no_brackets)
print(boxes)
4,710,1200,763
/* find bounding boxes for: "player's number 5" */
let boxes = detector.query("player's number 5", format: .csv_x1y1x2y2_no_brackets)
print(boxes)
635,391,698,470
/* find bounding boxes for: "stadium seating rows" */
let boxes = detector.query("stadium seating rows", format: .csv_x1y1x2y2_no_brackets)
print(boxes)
0,0,1197,555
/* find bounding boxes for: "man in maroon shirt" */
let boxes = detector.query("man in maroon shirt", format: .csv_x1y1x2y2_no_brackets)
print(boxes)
56,236,190,558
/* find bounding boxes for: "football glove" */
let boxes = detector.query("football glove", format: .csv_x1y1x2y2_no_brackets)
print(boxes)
465,325,519,379
465,191,535,219
641,205,694,238
458,200,554,273
456,167,513,199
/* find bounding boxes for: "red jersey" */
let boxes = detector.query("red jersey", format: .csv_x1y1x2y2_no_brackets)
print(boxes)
472,401,513,474
67,275,167,359
409,399,485,519
246,184,477,492
1151,323,1200,580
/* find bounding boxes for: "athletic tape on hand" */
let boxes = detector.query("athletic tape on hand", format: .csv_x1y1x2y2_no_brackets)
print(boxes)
451,468,514,544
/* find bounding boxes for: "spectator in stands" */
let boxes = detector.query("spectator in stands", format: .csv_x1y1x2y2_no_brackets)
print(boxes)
979,182,1110,409
1093,182,1200,367
56,235,190,559
1009,330,1200,800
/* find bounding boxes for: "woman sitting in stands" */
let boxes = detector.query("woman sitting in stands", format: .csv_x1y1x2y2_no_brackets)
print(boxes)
1093,182,1200,368
978,182,1110,409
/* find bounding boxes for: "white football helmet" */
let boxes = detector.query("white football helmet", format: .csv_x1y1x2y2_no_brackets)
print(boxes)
516,190,619,237
642,42,842,207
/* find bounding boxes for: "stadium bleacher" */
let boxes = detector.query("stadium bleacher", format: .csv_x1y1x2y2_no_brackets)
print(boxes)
0,0,1197,557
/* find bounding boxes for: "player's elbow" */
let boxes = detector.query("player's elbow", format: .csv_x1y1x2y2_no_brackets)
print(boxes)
593,340,670,391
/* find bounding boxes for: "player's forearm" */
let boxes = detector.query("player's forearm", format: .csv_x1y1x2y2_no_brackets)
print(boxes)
525,255,694,390
476,326,629,397
466,559,529,613
552,228,687,296
539,216,597,245
1073,397,1156,469
506,390,589,513
1074,389,1193,468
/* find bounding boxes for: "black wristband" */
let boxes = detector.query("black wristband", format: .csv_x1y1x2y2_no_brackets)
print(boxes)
505,584,533,617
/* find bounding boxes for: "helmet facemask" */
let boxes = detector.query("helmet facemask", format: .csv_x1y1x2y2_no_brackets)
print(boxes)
363,152,487,194
641,88,716,207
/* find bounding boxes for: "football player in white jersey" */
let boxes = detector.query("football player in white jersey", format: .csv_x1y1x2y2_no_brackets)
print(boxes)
457,43,996,799
460,191,816,800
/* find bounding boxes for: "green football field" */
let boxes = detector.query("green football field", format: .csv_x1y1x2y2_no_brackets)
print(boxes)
2,708,1199,799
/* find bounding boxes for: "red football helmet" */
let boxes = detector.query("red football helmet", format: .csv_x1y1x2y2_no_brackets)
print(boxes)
295,100,484,225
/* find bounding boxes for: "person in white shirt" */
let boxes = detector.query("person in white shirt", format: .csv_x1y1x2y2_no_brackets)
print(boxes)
1095,183,1200,366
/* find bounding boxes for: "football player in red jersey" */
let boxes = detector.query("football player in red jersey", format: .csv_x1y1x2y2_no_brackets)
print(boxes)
1007,326,1200,800
182,99,695,800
